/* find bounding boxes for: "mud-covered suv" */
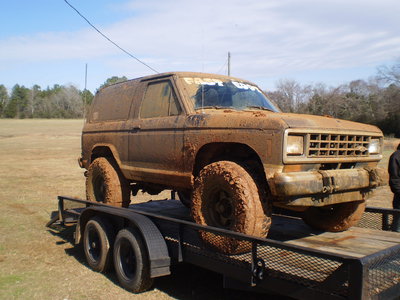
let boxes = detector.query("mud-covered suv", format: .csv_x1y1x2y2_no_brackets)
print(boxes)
79,72,386,252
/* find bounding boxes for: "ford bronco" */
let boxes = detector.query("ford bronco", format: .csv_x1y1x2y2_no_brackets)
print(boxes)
79,72,386,252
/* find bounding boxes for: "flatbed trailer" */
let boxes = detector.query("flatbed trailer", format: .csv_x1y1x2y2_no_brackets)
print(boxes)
47,196,400,300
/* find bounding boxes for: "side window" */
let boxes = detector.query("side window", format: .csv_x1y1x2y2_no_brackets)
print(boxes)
90,82,136,122
140,81,182,118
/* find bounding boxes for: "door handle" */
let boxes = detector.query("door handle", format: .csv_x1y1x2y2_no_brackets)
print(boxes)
131,125,141,132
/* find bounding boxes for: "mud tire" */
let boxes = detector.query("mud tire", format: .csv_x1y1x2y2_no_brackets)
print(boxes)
83,216,114,273
113,228,153,293
191,161,271,254
86,157,131,207
302,200,366,232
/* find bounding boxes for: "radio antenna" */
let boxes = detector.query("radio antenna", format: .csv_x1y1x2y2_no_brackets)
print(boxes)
228,52,231,76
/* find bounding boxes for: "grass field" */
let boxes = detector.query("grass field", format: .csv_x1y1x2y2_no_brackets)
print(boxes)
0,119,397,299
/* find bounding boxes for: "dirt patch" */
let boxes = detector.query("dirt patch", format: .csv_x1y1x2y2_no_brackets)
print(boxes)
8,203,36,215
0,134,15,139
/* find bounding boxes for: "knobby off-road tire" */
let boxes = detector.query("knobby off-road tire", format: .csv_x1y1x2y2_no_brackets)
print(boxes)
302,200,366,232
86,157,131,207
191,161,271,254
83,216,115,273
113,228,153,293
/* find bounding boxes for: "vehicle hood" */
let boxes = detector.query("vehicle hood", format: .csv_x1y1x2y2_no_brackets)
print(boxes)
277,112,382,133
187,110,382,134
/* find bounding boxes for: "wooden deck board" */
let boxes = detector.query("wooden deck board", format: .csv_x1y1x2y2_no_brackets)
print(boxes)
270,215,400,258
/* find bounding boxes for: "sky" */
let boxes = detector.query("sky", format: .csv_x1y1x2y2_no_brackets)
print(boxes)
1,0,400,93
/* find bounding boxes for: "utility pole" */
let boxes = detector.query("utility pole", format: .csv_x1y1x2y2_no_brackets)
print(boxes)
84,63,88,92
83,63,88,119
228,52,231,76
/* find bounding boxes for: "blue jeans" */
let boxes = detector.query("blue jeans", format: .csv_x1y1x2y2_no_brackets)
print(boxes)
392,193,400,232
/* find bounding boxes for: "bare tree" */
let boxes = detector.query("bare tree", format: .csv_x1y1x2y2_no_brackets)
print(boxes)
0,85,8,117
267,79,311,113
377,60,400,86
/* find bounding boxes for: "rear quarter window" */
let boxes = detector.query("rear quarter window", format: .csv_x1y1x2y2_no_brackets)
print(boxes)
90,81,137,122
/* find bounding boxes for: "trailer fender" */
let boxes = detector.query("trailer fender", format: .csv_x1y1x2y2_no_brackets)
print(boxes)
75,206,170,278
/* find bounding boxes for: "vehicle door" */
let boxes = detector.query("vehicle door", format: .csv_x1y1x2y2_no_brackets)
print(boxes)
128,77,186,186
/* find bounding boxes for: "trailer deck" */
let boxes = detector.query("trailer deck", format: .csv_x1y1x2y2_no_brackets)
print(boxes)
132,199,400,258
48,196,400,300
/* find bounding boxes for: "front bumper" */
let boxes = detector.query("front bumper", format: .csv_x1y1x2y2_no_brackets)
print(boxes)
268,168,388,206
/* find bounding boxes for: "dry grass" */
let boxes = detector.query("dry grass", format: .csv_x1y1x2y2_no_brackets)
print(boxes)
0,119,397,299
0,119,174,300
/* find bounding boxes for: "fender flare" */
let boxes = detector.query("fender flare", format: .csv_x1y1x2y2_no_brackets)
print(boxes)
76,206,170,278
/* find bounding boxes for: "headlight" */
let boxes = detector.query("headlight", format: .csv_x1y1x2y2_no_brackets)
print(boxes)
287,135,304,155
368,138,380,154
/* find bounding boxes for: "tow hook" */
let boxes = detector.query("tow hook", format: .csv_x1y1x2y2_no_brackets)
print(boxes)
318,170,338,193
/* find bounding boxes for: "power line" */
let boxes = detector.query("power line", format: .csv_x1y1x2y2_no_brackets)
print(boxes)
216,56,228,75
64,0,159,74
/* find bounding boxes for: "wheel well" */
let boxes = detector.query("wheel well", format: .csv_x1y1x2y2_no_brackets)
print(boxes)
90,146,114,164
193,143,265,179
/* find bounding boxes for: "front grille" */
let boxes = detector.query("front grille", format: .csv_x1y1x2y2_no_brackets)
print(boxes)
308,133,370,158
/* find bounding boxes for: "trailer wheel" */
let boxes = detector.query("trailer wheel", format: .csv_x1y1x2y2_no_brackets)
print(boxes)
192,161,271,254
83,216,114,273
302,200,366,232
86,157,130,207
113,227,153,293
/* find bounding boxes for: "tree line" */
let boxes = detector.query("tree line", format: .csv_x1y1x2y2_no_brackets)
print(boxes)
0,84,94,119
0,65,399,137
266,62,400,137
0,76,128,119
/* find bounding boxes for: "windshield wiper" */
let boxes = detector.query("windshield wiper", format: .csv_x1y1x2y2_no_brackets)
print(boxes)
245,105,274,112
195,106,233,110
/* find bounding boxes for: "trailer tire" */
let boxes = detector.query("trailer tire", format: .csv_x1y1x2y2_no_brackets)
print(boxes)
113,227,153,293
302,200,366,232
83,216,114,273
192,161,271,254
86,157,130,207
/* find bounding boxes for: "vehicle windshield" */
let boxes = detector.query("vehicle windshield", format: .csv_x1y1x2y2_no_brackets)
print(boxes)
179,76,279,112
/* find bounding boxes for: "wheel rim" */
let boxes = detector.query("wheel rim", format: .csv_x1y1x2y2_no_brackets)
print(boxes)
208,189,234,228
87,226,101,262
118,238,136,280
93,175,105,203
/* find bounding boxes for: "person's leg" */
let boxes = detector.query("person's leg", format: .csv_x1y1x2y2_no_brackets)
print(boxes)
392,193,400,232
